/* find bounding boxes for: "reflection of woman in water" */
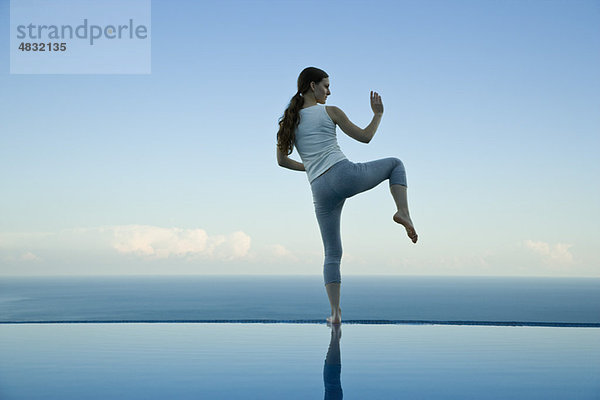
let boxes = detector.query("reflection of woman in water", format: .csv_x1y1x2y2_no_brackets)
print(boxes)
323,324,343,399
277,67,418,324
323,324,344,400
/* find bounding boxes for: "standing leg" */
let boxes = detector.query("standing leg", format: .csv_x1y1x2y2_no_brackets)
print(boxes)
314,198,345,324
325,282,341,324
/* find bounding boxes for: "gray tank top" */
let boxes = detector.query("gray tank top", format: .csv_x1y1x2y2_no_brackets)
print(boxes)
294,104,348,183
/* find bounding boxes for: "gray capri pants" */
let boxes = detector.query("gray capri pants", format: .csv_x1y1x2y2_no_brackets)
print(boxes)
309,157,407,285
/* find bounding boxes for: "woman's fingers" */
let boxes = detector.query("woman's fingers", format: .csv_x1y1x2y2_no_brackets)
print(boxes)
370,91,382,103
370,90,384,114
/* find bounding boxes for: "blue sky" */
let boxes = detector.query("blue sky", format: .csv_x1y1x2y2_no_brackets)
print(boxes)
1,0,599,277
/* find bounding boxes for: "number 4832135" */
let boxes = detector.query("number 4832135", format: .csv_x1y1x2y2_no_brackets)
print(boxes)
18,42,67,51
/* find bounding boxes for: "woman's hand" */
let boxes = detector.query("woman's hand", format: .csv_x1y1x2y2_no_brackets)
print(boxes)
370,91,384,115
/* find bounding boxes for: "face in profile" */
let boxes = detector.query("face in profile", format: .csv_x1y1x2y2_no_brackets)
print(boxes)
312,77,331,104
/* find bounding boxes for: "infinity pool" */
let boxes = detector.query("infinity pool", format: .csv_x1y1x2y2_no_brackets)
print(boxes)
0,323,598,399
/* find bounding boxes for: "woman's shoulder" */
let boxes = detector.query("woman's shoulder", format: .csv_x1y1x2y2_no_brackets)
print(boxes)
324,105,341,125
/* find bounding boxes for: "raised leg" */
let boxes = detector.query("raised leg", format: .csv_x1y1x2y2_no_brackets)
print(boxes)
390,184,418,243
337,157,407,197
337,157,417,243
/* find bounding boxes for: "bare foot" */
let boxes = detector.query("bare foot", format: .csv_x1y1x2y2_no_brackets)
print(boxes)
393,211,418,243
326,307,342,325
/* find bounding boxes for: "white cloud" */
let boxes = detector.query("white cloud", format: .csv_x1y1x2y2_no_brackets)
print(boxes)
208,231,252,261
261,243,329,265
523,240,574,265
110,225,251,260
0,225,252,261
20,252,42,262
1,252,43,263
246,244,298,263
112,225,209,258
244,244,325,266
269,244,295,258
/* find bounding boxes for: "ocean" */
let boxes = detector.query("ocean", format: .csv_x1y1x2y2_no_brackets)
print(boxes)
1,275,599,324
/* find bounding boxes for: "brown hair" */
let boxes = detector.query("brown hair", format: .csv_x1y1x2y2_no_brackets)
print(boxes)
276,67,329,155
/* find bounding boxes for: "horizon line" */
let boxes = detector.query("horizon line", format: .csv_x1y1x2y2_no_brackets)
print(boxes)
1,320,598,328
2,273,599,279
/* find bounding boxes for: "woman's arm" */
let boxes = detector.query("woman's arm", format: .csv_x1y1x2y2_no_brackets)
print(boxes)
277,145,305,171
327,91,384,144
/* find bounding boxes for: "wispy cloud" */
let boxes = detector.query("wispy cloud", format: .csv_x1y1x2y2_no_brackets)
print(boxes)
523,240,574,265
1,251,43,263
270,244,291,257
20,251,42,262
260,244,300,262
0,225,251,261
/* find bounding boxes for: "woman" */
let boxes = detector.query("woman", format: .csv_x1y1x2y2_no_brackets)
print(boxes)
276,67,417,324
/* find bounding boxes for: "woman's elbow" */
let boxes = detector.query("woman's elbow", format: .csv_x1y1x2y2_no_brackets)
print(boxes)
355,129,371,144
361,130,374,144
277,154,287,167
276,150,285,166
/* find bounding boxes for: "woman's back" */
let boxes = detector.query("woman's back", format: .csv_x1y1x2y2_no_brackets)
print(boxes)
294,104,347,183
